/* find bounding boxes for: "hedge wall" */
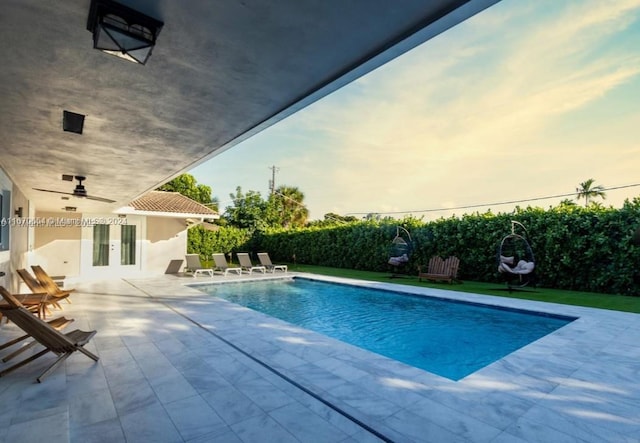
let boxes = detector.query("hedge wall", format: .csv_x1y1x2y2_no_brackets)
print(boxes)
189,199,640,296
187,225,253,260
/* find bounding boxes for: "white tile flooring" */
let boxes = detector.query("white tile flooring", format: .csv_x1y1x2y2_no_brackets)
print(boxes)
0,272,638,442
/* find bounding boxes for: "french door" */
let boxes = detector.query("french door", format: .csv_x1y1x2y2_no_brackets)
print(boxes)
81,215,142,277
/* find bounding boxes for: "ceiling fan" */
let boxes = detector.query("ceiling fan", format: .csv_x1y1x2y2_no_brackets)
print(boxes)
33,175,116,203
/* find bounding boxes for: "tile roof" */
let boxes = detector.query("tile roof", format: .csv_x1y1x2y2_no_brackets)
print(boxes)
129,191,217,216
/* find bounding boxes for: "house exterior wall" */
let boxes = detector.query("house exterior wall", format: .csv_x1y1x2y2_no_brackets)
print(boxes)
32,211,83,279
143,216,188,274
78,214,144,279
0,168,30,292
0,169,12,288
9,184,29,291
26,211,188,281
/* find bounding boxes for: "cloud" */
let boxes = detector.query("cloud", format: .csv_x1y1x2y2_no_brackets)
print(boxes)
192,0,640,220
285,0,640,218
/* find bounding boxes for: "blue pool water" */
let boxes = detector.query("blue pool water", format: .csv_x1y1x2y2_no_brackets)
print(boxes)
197,278,574,380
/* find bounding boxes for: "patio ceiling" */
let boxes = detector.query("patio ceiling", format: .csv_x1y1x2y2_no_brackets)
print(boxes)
0,0,498,213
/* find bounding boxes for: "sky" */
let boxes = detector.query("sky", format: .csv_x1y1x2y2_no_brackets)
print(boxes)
190,0,640,221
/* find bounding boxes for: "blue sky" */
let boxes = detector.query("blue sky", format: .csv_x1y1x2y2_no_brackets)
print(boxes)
191,0,640,220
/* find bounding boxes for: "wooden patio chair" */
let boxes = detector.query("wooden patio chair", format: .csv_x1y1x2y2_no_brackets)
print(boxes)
0,287,74,362
1,316,74,363
0,289,98,383
0,284,49,320
30,265,75,302
418,256,460,284
257,252,288,273
17,268,72,310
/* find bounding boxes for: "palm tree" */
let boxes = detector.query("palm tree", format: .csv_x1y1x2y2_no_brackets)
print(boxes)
576,178,606,206
270,185,309,228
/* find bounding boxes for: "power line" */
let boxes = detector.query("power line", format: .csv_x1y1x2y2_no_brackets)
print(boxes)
346,182,640,216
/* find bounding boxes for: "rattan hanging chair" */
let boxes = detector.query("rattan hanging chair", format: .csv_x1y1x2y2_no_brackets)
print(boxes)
497,221,535,289
388,226,412,277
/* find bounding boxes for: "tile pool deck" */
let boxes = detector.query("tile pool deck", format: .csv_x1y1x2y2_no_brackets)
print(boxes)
0,272,638,442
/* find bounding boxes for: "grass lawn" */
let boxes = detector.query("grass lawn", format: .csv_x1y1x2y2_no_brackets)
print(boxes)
289,264,640,314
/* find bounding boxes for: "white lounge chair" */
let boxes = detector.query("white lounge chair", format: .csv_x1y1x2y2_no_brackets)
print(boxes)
257,252,288,273
212,253,242,276
236,253,266,275
184,254,213,278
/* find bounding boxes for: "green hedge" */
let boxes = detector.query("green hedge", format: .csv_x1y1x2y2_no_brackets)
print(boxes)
189,199,640,295
187,225,253,261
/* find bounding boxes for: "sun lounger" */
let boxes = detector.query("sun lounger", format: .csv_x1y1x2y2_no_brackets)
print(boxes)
184,254,214,277
30,265,75,303
0,288,98,382
0,284,50,320
18,268,72,310
1,316,74,362
212,253,242,276
257,252,287,273
237,253,266,275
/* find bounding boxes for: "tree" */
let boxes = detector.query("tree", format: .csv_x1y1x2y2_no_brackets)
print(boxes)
157,173,213,206
324,213,358,223
268,185,309,228
575,178,606,206
557,199,578,208
224,186,268,230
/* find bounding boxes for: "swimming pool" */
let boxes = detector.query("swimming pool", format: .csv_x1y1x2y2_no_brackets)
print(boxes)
196,277,574,380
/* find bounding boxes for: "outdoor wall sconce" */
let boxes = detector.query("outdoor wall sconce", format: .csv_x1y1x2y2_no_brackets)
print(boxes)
87,0,163,65
14,207,23,217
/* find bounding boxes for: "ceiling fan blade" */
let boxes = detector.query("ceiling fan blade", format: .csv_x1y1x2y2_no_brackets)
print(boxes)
33,188,116,203
33,188,76,197
85,195,116,203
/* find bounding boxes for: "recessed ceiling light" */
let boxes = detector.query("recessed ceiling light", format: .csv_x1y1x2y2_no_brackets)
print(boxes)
63,111,85,134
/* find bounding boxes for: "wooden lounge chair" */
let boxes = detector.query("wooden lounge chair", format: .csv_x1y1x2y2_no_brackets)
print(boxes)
0,285,49,320
18,268,72,309
257,252,288,273
0,287,74,362
30,265,75,303
212,253,242,276
418,256,460,284
184,254,214,277
236,253,266,275
1,316,74,363
0,289,98,383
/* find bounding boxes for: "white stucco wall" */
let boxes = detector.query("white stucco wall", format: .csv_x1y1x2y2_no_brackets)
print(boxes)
27,210,188,281
31,211,83,279
143,216,188,274
0,168,30,292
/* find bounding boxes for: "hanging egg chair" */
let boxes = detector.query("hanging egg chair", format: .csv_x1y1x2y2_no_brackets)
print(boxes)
388,226,412,277
497,221,535,289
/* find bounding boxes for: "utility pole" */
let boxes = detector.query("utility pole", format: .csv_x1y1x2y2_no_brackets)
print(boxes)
268,165,279,195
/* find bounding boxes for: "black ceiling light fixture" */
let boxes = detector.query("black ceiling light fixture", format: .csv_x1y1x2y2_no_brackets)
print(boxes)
87,0,163,65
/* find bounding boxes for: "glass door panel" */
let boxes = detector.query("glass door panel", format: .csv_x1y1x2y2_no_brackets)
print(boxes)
92,224,110,266
121,225,136,265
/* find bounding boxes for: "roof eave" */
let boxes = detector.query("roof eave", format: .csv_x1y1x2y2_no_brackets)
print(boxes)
115,207,219,219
